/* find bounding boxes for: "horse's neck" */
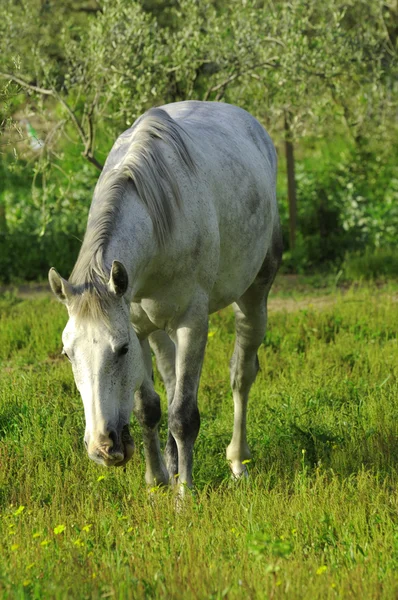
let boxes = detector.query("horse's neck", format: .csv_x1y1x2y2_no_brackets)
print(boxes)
103,194,156,299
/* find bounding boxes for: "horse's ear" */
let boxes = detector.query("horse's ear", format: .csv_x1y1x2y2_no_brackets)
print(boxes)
48,268,74,305
109,261,129,296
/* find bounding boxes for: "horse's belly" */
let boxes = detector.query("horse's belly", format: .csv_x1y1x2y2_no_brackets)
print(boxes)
208,274,258,313
208,243,266,312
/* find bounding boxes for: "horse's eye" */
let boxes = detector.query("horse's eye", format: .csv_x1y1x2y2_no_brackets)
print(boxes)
118,344,129,356
62,349,71,362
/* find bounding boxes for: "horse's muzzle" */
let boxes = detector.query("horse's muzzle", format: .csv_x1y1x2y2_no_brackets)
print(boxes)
88,424,134,467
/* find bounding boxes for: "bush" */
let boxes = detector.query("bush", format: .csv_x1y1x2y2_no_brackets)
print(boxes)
0,228,81,283
279,140,398,272
1,136,397,282
0,155,95,282
342,247,398,280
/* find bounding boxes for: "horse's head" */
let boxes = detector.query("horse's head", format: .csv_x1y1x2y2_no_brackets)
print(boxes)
48,261,144,467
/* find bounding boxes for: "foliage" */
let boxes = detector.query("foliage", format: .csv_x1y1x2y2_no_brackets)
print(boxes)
280,138,398,271
342,247,398,280
0,283,398,597
1,136,397,281
0,152,95,282
0,0,396,278
1,131,397,282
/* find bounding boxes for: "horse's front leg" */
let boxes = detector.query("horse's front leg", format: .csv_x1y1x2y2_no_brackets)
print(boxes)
133,339,169,487
168,298,208,493
148,330,177,482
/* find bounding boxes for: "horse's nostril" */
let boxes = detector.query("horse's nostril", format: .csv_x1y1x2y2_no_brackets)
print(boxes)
108,430,118,449
84,439,88,449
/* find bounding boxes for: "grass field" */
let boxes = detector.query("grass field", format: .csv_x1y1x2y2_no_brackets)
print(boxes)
0,281,397,599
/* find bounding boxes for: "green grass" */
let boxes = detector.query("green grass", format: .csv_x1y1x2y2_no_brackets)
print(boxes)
0,283,398,598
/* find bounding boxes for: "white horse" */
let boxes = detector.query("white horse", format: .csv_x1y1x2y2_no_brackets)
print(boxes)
49,101,282,491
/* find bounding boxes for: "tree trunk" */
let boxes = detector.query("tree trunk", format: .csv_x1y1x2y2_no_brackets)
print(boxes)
0,156,7,234
0,203,6,234
284,113,297,251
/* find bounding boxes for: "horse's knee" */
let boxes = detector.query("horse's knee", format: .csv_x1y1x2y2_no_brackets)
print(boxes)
134,389,161,429
168,400,200,442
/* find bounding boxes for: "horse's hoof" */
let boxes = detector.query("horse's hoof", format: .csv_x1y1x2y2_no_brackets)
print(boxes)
174,482,196,512
228,460,250,480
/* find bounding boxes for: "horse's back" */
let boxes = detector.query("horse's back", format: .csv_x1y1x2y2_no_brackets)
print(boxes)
163,101,277,186
159,102,279,310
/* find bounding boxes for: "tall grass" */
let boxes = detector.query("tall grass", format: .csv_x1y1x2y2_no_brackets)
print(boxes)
342,247,398,281
0,284,397,598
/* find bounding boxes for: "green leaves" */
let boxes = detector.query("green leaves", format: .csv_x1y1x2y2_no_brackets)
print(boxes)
0,0,396,279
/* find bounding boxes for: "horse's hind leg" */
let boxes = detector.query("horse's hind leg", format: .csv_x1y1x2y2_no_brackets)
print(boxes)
227,248,281,478
227,292,266,477
148,330,178,482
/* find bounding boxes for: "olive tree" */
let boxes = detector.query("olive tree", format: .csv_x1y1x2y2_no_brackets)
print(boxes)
0,0,395,250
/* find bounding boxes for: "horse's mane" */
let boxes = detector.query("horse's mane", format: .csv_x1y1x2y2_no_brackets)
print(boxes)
68,108,195,319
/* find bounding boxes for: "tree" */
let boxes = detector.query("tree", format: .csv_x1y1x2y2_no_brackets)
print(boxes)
0,0,396,259
196,0,396,249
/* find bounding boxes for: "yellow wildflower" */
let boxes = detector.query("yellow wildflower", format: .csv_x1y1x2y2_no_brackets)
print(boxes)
73,539,84,547
54,524,66,535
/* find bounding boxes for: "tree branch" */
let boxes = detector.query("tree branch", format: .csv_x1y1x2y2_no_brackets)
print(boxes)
203,59,279,101
0,72,54,96
0,72,103,171
83,153,104,171
54,91,87,147
85,90,99,156
70,6,103,14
